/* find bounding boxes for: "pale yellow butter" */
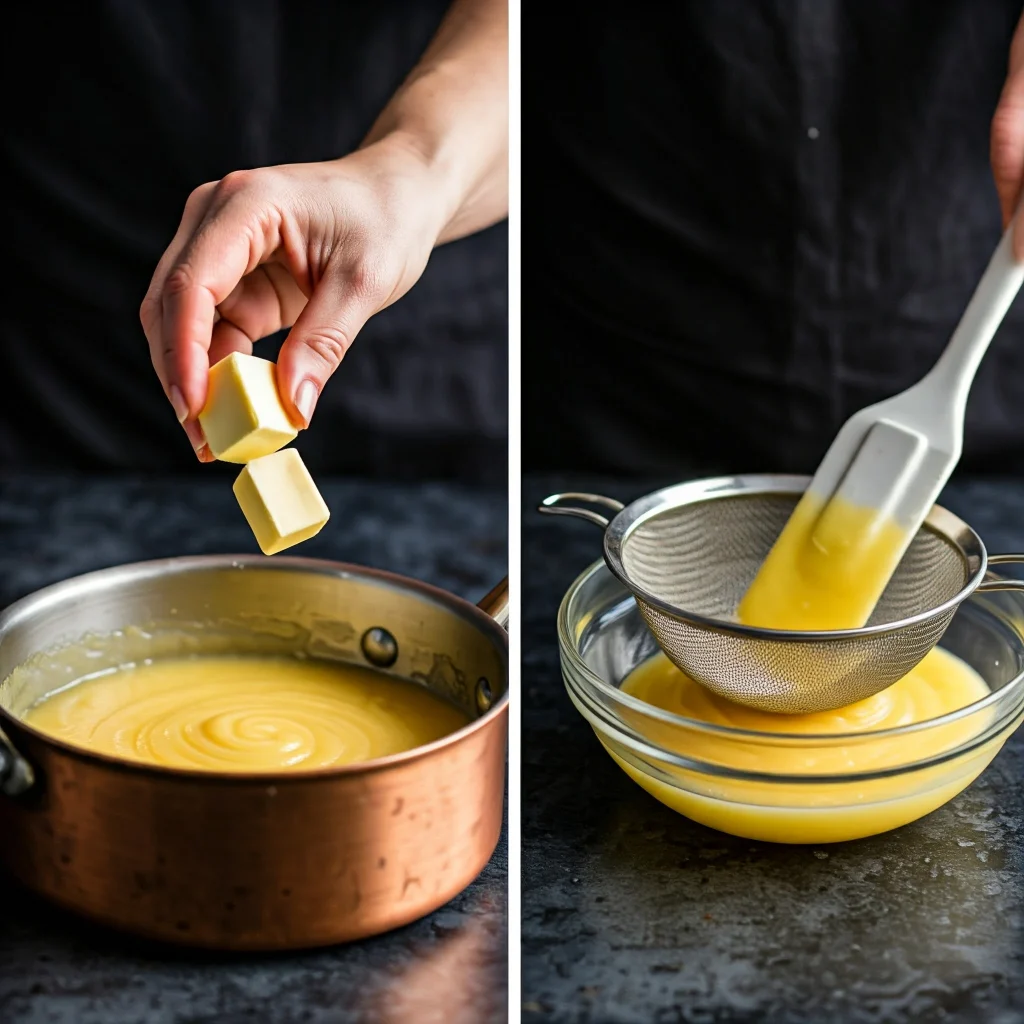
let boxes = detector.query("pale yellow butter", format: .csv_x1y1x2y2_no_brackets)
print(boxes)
232,449,330,555
198,353,298,463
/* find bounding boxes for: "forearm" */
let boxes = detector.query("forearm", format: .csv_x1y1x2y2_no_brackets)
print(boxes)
361,0,508,244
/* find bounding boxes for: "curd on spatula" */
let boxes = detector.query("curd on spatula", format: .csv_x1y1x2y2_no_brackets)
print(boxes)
737,492,908,631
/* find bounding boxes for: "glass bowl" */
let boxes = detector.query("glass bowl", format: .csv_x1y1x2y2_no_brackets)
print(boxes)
558,560,1024,844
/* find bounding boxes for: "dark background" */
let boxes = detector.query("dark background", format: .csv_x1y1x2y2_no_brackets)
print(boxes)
521,5,1024,1019
1,0,508,484
523,0,1024,478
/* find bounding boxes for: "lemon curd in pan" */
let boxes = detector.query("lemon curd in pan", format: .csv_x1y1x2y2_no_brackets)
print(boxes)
24,656,469,772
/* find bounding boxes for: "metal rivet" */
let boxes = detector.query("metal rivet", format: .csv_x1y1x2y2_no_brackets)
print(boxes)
476,677,493,713
361,627,398,668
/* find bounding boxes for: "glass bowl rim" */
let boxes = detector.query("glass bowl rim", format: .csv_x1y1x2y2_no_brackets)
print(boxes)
558,557,1024,748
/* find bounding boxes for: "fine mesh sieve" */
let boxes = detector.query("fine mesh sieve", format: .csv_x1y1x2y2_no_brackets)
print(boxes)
540,474,1024,714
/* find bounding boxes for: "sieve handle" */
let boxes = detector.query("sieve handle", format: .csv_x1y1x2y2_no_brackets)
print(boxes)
538,493,625,529
976,553,1024,593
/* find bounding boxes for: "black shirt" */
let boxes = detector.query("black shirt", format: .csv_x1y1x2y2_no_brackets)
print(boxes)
2,0,508,481
524,0,1024,477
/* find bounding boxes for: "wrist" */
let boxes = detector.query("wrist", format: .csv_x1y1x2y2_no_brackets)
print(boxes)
361,62,507,242
351,130,460,248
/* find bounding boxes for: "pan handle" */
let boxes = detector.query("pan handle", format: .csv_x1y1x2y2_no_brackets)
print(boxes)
538,492,625,530
976,553,1024,593
478,577,509,631
0,728,35,798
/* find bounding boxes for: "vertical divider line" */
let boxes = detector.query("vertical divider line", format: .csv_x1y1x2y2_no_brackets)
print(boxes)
507,0,523,1017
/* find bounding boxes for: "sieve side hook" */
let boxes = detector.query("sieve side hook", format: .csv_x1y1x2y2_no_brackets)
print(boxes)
538,493,625,529
976,553,1024,593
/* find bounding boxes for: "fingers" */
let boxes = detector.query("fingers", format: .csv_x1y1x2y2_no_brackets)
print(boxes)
188,265,303,461
141,177,262,460
992,75,1024,229
276,262,385,427
206,262,309,382
215,262,308,353
206,318,255,369
140,182,216,399
993,19,1024,256
143,172,285,423
161,194,282,417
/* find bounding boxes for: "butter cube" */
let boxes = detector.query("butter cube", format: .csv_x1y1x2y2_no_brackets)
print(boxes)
232,449,330,555
198,353,298,463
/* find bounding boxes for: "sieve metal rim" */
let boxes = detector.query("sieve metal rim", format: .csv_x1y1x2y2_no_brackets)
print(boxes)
544,474,988,642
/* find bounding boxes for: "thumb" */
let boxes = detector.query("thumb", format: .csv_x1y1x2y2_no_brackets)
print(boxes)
993,33,1024,240
276,266,381,427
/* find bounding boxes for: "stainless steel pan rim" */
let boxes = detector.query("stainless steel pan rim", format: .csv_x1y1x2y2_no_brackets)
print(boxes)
0,555,508,791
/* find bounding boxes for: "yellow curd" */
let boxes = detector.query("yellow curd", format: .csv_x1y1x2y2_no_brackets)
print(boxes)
609,648,997,843
737,492,908,630
24,656,468,772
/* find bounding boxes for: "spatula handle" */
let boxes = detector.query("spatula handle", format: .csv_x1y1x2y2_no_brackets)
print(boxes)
928,224,1024,407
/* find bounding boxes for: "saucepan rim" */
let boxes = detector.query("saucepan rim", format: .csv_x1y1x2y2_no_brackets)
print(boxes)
0,554,508,784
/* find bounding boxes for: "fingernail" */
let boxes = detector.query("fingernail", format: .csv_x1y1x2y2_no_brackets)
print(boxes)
169,385,189,424
183,419,208,457
294,380,319,427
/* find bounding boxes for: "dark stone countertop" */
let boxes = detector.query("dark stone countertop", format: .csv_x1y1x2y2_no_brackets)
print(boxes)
0,472,508,1024
522,474,1024,1024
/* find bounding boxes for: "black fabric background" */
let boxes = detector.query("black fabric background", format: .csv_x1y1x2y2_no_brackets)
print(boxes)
524,1,1024,477
1,0,508,482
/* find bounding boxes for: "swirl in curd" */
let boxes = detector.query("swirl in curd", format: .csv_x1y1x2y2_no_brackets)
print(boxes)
24,657,468,771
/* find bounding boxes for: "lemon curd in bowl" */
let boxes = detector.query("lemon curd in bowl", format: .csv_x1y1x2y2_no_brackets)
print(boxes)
558,560,1024,844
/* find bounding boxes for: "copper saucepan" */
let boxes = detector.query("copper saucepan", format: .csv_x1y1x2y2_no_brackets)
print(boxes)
0,556,508,950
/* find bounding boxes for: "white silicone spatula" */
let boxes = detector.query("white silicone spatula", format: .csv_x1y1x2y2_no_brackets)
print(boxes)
799,221,1024,581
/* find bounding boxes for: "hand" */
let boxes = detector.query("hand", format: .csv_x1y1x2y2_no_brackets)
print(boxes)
140,137,453,460
992,13,1024,256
